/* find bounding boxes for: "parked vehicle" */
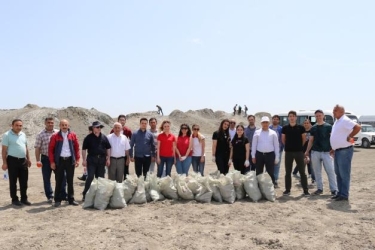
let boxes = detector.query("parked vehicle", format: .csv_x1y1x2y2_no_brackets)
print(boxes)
359,115,375,127
353,124,375,148
278,110,358,126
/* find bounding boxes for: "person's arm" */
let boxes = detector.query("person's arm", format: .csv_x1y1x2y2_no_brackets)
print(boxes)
281,134,286,146
229,145,233,165
184,137,193,157
48,134,56,170
150,134,156,159
156,138,161,164
25,145,31,167
82,150,87,167
200,138,205,163
173,140,177,164
129,133,135,159
1,145,8,170
305,136,314,156
106,148,111,167
34,134,41,162
251,132,258,160
73,134,80,167
273,134,280,162
301,133,306,147
245,142,250,167
348,124,361,141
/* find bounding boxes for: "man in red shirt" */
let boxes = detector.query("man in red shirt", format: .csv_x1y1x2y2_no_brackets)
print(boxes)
49,119,80,207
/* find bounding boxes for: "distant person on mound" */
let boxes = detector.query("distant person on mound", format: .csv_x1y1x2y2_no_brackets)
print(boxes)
238,105,242,115
244,105,248,117
156,105,163,116
77,126,92,181
110,115,132,180
233,104,237,116
212,119,231,174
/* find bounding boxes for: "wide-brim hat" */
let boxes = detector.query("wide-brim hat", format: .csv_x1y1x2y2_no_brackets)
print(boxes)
91,121,104,128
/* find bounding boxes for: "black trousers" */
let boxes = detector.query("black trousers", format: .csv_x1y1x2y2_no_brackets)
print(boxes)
285,151,308,192
123,156,129,180
83,156,106,195
216,154,230,175
7,155,28,202
255,151,276,184
135,156,151,178
233,157,249,175
249,150,256,171
55,157,75,202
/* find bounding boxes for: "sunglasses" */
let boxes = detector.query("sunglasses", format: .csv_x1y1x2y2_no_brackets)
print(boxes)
193,128,199,131
181,127,188,130
230,122,236,124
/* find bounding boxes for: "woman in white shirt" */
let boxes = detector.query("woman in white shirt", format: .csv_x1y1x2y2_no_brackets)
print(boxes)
191,124,205,176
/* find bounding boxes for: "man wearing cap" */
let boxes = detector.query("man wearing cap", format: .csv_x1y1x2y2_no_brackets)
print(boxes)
282,111,310,196
107,122,130,182
251,116,280,185
48,119,80,207
245,115,257,171
305,109,338,196
330,105,361,201
81,121,111,201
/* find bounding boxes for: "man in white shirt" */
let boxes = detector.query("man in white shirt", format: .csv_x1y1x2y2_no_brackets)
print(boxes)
251,116,279,185
229,119,237,141
107,122,130,183
330,105,361,201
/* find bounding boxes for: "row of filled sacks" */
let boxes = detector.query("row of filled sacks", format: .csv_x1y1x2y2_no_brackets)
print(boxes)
83,170,275,210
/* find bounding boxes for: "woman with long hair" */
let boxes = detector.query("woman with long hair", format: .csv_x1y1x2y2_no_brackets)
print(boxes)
156,120,176,177
191,124,205,176
212,119,231,174
175,124,193,175
229,124,250,174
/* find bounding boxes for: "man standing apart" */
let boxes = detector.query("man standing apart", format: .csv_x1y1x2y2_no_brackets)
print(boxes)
252,116,279,185
107,122,130,182
148,118,158,174
130,118,155,178
305,110,338,196
82,121,111,201
1,119,32,206
49,119,80,207
269,115,284,188
330,105,361,201
282,111,309,196
244,115,257,171
35,117,67,203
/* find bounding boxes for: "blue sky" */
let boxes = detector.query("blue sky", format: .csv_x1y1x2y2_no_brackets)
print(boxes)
1,0,374,117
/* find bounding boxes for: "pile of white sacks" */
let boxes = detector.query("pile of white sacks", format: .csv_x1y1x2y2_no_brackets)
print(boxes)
83,170,276,210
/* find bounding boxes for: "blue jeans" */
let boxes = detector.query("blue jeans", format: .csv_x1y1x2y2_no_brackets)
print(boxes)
176,156,192,175
311,151,337,192
41,155,67,200
334,146,353,198
191,156,205,176
273,149,283,182
157,156,174,178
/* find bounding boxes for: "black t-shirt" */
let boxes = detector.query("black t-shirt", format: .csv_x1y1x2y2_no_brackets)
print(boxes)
82,133,111,156
310,123,332,152
231,136,249,160
282,124,305,152
212,130,230,157
303,130,310,152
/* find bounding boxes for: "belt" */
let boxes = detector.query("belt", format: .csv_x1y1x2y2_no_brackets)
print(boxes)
256,151,274,155
110,156,125,159
60,156,72,161
335,146,353,151
7,155,26,161
41,154,49,158
89,154,106,158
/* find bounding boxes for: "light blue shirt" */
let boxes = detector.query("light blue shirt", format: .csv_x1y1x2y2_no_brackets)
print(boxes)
2,130,27,158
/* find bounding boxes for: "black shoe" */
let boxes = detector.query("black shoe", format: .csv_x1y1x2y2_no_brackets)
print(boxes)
47,198,53,203
331,195,340,200
21,200,31,206
12,200,22,206
69,200,79,206
77,175,87,181
283,190,291,196
331,190,338,196
313,189,323,195
304,191,310,196
335,197,348,201
54,202,61,207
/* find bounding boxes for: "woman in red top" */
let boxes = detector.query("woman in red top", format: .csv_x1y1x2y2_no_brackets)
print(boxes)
156,120,176,177
175,124,193,175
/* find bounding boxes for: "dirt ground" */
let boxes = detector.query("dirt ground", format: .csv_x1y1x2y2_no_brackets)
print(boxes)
0,139,374,250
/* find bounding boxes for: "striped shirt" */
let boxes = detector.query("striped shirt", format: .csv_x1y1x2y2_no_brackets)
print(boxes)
35,129,58,156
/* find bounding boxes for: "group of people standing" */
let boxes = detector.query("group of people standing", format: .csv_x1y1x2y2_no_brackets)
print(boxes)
1,104,360,206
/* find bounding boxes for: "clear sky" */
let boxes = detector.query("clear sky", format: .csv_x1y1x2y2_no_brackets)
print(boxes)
1,1,374,117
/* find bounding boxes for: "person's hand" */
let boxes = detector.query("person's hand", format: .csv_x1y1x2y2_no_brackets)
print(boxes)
330,149,335,158
228,159,232,165
75,162,79,168
2,164,7,171
304,152,309,157
212,156,216,163
252,158,256,164
83,167,87,173
157,157,161,165
26,160,31,168
82,161,87,167
200,156,205,163
51,163,56,170
126,158,130,166
151,157,155,162
130,157,134,162
274,159,279,165
180,156,187,161
106,159,110,167
244,160,250,167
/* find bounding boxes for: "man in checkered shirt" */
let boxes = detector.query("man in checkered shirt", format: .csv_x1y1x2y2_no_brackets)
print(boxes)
34,117,67,203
